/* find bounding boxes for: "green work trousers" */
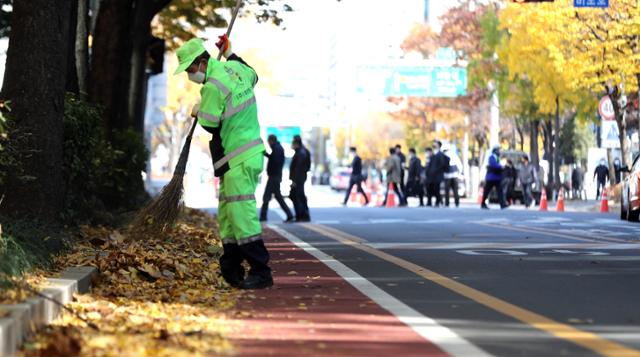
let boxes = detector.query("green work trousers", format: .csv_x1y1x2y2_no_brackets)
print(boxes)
218,152,264,245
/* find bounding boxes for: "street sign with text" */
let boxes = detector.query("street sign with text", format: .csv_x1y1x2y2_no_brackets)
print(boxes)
574,0,608,8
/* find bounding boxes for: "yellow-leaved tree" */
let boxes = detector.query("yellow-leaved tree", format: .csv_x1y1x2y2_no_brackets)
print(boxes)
500,0,639,167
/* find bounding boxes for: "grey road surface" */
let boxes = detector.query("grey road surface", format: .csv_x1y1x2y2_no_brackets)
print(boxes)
272,206,640,357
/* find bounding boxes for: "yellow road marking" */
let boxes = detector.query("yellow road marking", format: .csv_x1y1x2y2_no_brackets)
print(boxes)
303,223,640,357
478,223,639,245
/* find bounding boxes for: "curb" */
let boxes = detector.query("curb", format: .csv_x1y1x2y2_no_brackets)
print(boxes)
0,266,98,357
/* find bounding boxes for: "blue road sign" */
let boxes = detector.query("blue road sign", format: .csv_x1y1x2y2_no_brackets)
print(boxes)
574,0,608,8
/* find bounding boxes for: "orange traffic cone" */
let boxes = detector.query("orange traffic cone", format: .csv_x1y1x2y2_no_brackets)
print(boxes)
386,183,397,207
556,188,565,212
376,185,384,206
600,187,609,213
477,186,484,204
539,189,548,211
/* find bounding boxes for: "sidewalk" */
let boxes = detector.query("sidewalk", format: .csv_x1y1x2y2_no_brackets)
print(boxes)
226,228,448,357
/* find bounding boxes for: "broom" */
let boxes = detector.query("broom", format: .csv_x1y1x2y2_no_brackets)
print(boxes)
132,0,244,232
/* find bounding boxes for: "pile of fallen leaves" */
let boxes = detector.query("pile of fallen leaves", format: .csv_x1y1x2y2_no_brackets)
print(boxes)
22,208,239,357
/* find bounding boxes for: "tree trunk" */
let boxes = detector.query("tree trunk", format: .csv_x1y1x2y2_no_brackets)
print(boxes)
530,119,539,168
76,0,90,97
0,0,71,221
553,96,561,192
543,118,553,189
609,86,631,168
89,0,133,135
66,0,79,94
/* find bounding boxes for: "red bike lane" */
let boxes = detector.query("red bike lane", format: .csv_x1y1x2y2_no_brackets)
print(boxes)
225,228,449,357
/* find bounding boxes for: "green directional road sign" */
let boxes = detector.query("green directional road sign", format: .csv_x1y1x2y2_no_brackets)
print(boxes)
383,66,467,98
266,126,301,146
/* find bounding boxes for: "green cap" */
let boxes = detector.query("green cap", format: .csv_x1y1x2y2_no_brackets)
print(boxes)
174,38,207,75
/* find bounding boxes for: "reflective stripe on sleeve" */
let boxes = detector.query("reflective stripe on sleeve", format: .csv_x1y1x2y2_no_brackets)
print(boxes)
197,111,221,125
224,96,257,118
214,138,263,170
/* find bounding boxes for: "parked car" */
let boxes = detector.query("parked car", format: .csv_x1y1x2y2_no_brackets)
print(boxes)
330,167,351,191
621,154,640,222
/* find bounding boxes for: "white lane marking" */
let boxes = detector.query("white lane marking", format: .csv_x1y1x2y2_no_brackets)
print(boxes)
269,224,493,357
471,218,510,224
314,220,341,225
524,217,572,224
366,243,640,250
539,250,610,256
406,219,454,224
457,250,528,256
369,218,406,224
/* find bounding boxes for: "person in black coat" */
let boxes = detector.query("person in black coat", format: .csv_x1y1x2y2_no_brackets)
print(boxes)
407,148,424,206
425,141,449,207
395,144,407,196
260,135,294,222
343,147,369,206
593,159,609,200
290,135,311,222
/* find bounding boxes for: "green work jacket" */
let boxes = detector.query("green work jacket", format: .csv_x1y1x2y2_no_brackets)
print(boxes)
198,56,264,176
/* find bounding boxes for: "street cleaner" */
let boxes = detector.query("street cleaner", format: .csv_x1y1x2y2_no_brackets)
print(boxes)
174,35,273,289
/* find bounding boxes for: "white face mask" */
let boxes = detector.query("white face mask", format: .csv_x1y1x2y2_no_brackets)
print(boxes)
188,62,205,84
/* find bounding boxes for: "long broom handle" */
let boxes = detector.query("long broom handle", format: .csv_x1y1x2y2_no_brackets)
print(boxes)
177,0,243,175
218,0,243,60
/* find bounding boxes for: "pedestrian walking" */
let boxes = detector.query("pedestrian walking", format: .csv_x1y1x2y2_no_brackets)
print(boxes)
382,147,407,206
290,135,311,222
571,164,584,200
260,135,294,223
425,141,448,207
443,146,461,208
395,144,407,196
502,160,517,206
594,159,609,201
481,146,507,209
175,36,272,289
518,155,537,208
407,148,424,206
343,147,369,206
613,157,622,184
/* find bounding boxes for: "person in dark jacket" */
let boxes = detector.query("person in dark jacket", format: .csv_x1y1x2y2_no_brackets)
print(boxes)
425,141,448,207
407,148,424,206
519,155,537,208
571,164,584,200
260,135,294,222
343,147,369,206
290,135,311,222
594,159,609,200
481,146,507,209
501,159,517,206
395,144,407,196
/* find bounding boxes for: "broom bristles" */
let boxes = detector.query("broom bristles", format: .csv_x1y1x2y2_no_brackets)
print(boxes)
131,118,198,233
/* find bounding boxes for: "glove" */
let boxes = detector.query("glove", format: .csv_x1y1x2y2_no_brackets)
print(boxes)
190,102,200,118
215,34,233,59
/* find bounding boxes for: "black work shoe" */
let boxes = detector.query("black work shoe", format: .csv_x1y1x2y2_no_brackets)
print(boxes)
239,274,274,289
481,203,489,209
284,217,295,223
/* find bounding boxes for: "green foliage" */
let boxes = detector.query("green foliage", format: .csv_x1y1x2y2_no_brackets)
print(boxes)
0,218,67,279
559,116,595,165
155,0,292,50
62,94,149,224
